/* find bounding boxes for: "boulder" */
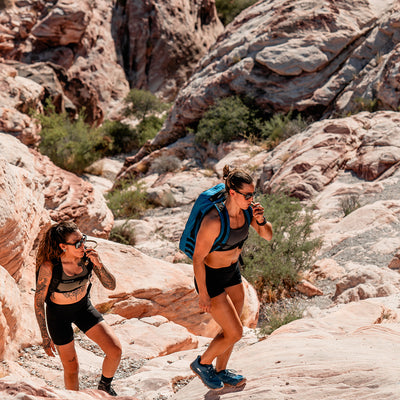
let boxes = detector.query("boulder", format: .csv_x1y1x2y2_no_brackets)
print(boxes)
89,238,259,337
333,263,400,304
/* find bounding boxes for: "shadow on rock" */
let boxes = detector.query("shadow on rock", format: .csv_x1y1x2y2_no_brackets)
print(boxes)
204,383,247,399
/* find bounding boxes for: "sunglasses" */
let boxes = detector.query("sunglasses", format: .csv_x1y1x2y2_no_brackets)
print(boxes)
233,188,255,200
64,234,87,249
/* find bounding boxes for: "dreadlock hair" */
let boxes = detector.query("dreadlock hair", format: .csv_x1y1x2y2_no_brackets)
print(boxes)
223,165,253,195
36,221,78,273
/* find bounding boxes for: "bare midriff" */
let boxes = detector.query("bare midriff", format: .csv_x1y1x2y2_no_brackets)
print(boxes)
204,247,242,269
50,281,90,305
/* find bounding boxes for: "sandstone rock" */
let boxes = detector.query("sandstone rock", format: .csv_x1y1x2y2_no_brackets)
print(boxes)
125,0,400,167
0,133,113,240
89,238,259,337
0,156,48,282
304,258,346,282
295,279,323,297
174,299,400,400
31,0,91,46
388,255,400,271
333,263,400,304
112,0,223,101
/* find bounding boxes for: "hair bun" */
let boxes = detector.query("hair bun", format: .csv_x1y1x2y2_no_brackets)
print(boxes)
222,165,230,180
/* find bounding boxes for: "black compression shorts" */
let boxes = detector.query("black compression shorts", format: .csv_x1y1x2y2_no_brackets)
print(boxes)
46,295,104,346
194,261,242,298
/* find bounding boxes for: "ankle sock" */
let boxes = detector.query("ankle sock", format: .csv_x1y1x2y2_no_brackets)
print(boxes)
99,375,113,386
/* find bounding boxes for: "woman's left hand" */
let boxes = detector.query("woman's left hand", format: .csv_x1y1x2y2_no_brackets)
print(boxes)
252,202,265,224
84,248,102,267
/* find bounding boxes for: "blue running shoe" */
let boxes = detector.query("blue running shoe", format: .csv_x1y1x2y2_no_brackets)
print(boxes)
190,356,224,390
216,369,246,387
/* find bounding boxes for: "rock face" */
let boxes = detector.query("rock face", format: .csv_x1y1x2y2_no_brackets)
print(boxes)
0,0,223,121
0,133,113,242
260,111,400,199
124,0,400,168
174,298,400,400
112,0,223,101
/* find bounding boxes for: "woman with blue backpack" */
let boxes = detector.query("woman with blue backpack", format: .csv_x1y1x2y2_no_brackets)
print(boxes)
182,165,273,390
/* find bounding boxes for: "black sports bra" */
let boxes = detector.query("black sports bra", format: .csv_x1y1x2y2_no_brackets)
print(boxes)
53,258,92,294
218,218,250,251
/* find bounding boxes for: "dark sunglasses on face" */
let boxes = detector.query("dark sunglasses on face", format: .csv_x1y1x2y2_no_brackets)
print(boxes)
64,234,87,249
234,188,254,200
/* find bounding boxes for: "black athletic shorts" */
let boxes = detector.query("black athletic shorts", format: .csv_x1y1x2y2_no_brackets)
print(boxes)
46,294,104,346
194,261,242,298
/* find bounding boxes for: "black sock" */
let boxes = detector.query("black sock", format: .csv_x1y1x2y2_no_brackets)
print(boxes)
100,375,113,386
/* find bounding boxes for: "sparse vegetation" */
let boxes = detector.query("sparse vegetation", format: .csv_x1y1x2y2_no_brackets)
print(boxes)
195,96,309,149
124,89,169,120
195,96,250,144
149,155,181,174
215,0,258,25
242,191,322,303
353,96,378,113
105,180,151,219
109,221,136,246
339,194,361,216
258,304,303,336
34,101,111,174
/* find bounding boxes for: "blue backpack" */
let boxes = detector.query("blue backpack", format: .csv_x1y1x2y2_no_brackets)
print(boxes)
179,183,253,259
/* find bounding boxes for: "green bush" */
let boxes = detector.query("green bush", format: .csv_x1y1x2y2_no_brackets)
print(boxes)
135,114,166,144
195,96,308,146
195,96,250,144
339,194,361,216
105,180,151,219
215,0,258,25
35,102,110,174
242,191,322,303
109,221,136,246
258,111,308,147
124,89,168,120
100,120,138,155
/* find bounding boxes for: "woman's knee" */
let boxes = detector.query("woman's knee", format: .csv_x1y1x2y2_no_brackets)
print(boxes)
106,338,122,360
226,324,243,344
62,354,79,374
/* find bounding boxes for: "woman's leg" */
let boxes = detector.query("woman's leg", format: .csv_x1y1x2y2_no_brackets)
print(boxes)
200,288,243,365
215,283,245,372
85,320,122,378
57,341,79,390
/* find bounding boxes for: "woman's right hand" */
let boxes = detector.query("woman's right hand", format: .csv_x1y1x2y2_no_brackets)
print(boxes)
42,336,56,357
199,292,211,313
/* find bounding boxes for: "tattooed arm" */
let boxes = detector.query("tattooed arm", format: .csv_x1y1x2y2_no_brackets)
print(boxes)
34,262,56,357
86,248,116,290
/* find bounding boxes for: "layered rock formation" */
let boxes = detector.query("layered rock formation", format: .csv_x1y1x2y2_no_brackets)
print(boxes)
122,0,400,174
112,0,224,101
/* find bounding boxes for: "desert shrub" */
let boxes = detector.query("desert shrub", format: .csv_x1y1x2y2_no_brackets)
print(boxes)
195,96,309,146
215,0,258,25
149,155,181,174
105,180,151,219
124,89,168,120
135,114,166,144
354,97,378,113
258,111,308,147
109,221,136,246
195,96,250,144
258,304,303,336
242,191,322,303
35,102,110,174
339,194,361,216
100,120,139,155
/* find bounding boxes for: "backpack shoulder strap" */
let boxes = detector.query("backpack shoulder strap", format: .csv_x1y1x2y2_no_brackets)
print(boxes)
244,206,253,226
211,202,230,252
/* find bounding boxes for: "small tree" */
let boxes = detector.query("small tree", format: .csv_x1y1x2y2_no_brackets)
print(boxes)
215,0,258,25
195,96,250,144
242,191,321,302
123,89,166,120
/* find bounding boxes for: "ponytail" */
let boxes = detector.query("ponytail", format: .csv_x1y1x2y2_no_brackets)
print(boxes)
223,165,253,195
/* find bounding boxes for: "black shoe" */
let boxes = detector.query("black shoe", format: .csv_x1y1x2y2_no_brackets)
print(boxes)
98,381,117,396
